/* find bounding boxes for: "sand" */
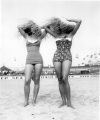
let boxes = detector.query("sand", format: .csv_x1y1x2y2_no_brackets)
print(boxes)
0,75,99,120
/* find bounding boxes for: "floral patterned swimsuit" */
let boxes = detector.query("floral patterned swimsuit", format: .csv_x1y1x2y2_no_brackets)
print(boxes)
53,39,72,62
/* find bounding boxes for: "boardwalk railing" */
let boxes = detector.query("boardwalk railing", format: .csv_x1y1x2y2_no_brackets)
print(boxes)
0,74,99,80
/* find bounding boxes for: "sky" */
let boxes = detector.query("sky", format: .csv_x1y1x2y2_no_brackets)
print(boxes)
0,0,100,70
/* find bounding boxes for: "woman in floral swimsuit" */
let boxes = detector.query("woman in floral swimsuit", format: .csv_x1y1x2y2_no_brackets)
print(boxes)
44,18,82,108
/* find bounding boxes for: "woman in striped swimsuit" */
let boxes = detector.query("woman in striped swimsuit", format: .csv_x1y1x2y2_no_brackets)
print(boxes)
44,18,82,108
18,21,47,106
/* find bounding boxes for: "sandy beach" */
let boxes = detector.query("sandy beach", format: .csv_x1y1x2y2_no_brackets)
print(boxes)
0,75,99,120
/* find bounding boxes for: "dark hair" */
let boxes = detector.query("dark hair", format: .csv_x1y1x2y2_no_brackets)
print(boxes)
24,27,32,36
60,23,75,34
61,25,74,34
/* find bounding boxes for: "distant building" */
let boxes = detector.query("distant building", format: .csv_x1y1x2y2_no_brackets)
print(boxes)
0,65,100,76
42,65,100,75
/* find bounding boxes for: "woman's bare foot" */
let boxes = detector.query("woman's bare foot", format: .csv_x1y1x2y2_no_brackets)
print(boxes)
32,100,36,106
67,102,75,109
24,101,29,107
59,102,66,108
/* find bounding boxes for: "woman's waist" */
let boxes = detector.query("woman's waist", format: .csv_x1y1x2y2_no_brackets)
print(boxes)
27,46,39,51
56,47,71,51
56,48,71,52
27,51,41,56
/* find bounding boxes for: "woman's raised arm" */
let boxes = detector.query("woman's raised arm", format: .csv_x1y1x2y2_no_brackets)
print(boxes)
67,19,82,37
17,26,27,38
40,29,47,40
43,26,57,38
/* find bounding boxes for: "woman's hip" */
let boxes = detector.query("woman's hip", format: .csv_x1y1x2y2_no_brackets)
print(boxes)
53,50,72,63
26,52,43,64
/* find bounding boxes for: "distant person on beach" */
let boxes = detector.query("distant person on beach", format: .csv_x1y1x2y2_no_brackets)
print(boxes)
43,18,82,108
18,20,47,106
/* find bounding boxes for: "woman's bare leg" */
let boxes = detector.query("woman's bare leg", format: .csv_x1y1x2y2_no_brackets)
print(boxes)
24,64,34,106
54,62,66,107
62,60,74,108
32,64,43,105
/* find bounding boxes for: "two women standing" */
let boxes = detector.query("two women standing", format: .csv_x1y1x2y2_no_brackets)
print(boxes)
18,18,81,108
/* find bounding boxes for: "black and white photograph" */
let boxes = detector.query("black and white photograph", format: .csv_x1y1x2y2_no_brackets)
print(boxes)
0,0,100,120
